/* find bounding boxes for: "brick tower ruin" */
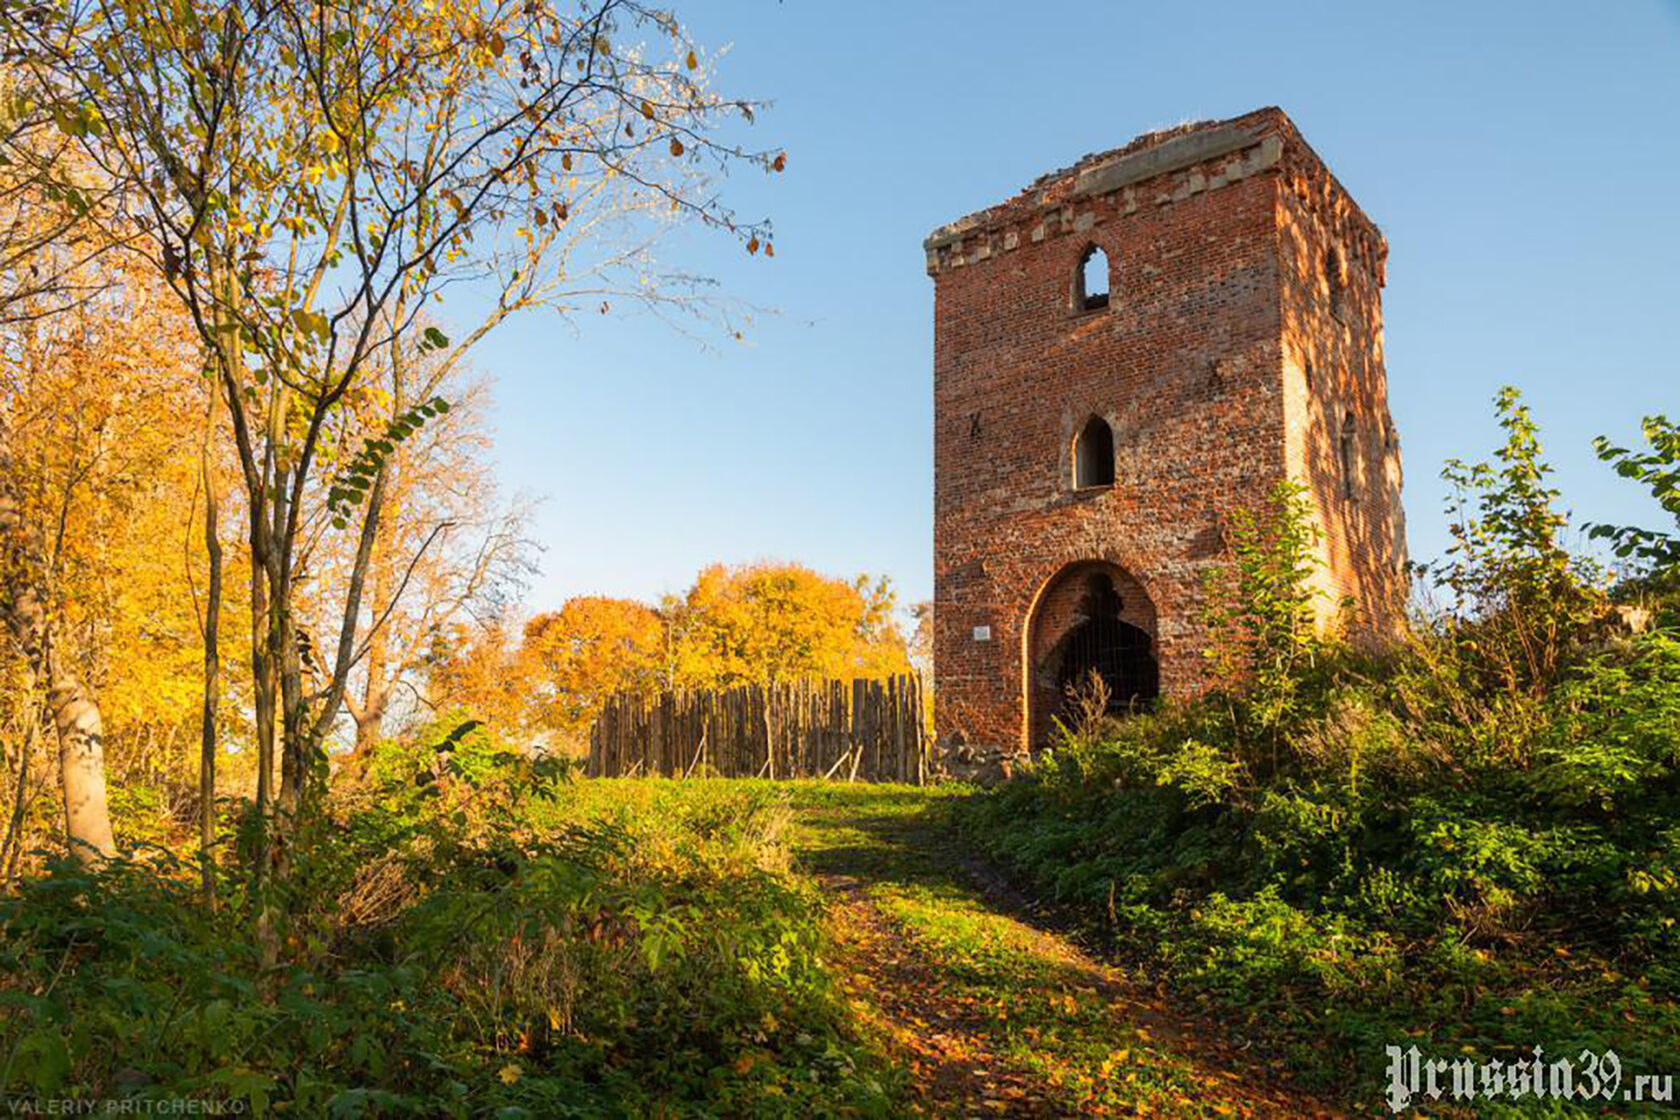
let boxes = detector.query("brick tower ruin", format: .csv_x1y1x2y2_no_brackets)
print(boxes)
928,107,1408,753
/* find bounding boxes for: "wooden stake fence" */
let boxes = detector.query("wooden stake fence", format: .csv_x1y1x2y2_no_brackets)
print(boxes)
588,675,930,784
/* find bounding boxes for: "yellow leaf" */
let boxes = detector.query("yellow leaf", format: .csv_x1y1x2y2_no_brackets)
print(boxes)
685,50,697,70
498,1063,522,1085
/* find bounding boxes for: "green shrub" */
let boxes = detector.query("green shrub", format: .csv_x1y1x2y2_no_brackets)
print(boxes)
0,762,901,1115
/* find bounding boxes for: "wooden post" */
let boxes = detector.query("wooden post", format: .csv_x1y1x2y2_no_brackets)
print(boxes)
890,676,903,783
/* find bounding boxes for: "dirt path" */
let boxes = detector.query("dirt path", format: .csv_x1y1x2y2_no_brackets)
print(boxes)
788,787,1343,1118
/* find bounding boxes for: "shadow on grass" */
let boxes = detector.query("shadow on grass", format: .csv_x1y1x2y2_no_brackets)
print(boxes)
789,791,977,887
782,784,1338,1117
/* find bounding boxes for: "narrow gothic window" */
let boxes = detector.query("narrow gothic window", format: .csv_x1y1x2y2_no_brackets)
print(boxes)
1074,416,1115,489
1075,245,1110,311
1339,412,1358,499
1325,245,1345,318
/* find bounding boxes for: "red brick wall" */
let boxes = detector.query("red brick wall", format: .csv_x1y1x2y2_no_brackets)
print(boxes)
929,108,1407,753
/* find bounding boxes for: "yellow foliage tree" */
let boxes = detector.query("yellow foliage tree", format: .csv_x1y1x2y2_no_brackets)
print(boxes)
422,620,535,738
504,564,911,753
0,253,247,864
523,597,664,749
664,562,910,689
7,0,782,887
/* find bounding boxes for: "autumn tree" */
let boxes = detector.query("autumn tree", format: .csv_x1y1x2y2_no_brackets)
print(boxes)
908,600,933,680
1,112,248,870
507,564,911,751
0,76,127,863
664,562,910,689
0,66,125,324
423,618,536,738
7,0,780,895
0,254,212,862
909,599,934,733
523,596,662,749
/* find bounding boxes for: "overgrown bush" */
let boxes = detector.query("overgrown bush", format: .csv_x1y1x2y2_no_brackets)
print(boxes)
0,728,901,1115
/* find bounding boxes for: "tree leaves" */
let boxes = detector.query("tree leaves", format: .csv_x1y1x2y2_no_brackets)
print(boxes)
1587,415,1680,570
326,396,451,528
290,308,330,341
14,1030,71,1091
7,0,788,858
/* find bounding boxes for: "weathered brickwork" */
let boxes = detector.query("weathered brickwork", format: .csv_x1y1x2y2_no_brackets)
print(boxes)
929,107,1408,753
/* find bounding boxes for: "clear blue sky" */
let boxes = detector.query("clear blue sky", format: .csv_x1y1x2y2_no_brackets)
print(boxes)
468,0,1680,617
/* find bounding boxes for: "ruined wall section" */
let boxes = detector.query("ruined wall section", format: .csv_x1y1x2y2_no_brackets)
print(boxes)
1273,123,1409,638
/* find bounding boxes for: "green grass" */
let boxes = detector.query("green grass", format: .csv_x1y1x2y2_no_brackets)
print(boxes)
864,882,1222,1115
23,751,1661,1116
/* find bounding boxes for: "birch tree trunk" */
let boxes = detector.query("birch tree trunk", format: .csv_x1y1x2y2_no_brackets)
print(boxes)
0,416,115,863
45,659,116,860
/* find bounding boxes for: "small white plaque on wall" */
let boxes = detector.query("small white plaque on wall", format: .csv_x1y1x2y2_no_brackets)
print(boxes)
972,625,992,642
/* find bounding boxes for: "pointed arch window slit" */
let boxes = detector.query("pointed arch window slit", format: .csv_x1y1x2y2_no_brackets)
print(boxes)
1074,416,1115,489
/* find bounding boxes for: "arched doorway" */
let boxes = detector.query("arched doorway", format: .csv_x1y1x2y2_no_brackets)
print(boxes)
1026,563,1159,746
